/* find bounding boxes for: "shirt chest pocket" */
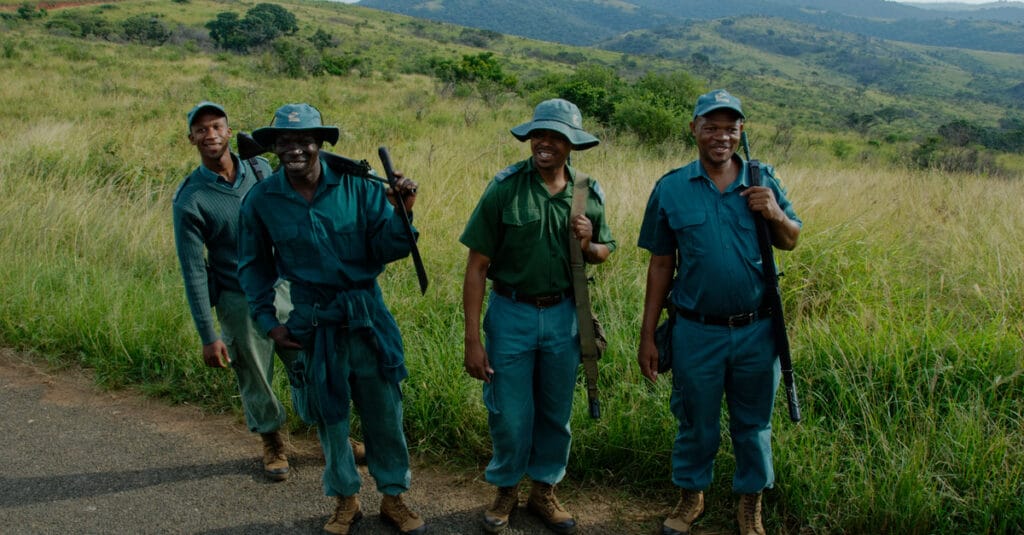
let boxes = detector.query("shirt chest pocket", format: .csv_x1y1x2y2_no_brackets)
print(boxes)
274,223,320,265
667,210,708,258
501,205,541,248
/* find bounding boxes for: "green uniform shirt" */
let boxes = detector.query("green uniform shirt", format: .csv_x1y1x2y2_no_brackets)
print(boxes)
460,158,616,296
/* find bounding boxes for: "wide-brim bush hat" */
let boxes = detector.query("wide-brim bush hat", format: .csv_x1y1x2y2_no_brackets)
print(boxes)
692,89,745,119
186,101,226,132
252,103,340,148
510,98,599,151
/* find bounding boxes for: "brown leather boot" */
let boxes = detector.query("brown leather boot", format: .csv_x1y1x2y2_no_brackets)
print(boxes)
259,431,289,481
380,493,426,535
662,488,704,535
483,485,519,533
737,492,766,535
349,438,366,465
527,481,577,534
323,495,362,535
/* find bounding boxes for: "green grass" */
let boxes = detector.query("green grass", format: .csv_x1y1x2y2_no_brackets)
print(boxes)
0,2,1022,533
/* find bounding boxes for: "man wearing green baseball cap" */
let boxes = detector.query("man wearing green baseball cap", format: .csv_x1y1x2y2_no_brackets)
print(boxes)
238,103,425,535
460,98,616,534
637,89,801,535
173,101,296,482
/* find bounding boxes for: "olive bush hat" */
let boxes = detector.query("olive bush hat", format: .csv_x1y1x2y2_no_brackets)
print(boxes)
186,101,226,132
692,89,745,119
252,103,341,148
510,98,599,150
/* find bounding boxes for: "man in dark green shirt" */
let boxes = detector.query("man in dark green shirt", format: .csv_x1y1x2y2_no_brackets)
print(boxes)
172,101,293,482
461,99,616,534
238,103,425,535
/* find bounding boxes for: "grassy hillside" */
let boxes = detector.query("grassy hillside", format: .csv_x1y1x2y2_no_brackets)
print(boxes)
360,0,1024,51
1,1,1022,532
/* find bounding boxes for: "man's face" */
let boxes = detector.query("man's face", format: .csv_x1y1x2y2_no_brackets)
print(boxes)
273,132,321,177
188,113,231,160
691,110,743,167
529,129,572,172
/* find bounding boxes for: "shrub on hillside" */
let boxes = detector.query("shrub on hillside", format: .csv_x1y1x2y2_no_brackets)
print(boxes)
206,3,298,53
45,11,113,39
121,14,171,45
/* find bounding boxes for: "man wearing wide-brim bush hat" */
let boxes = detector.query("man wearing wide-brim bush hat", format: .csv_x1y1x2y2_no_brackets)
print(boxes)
509,97,601,150
251,102,341,148
461,98,616,534
239,102,426,535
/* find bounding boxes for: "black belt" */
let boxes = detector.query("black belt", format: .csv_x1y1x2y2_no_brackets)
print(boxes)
674,305,773,327
493,282,572,309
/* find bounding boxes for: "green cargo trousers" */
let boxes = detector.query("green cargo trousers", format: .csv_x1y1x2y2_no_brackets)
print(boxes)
215,286,292,433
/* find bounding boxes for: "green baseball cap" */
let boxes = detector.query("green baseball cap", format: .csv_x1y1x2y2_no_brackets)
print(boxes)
252,103,341,148
692,89,745,119
186,101,226,132
510,98,599,151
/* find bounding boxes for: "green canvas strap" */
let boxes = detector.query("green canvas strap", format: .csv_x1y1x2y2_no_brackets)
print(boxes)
569,173,601,419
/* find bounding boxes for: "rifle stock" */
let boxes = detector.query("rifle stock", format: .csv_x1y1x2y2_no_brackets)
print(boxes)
743,136,801,423
236,132,266,181
378,147,429,295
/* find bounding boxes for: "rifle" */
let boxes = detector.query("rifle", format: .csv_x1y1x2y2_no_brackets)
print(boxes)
377,146,428,295
741,132,801,423
236,132,428,294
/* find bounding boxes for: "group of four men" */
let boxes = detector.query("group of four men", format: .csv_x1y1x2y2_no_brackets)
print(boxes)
172,89,801,535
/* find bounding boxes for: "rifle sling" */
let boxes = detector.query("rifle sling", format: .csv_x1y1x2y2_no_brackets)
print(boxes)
569,174,600,417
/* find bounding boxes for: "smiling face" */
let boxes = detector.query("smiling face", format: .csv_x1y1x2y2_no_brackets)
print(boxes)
529,129,572,172
188,112,231,162
691,110,744,169
272,132,322,181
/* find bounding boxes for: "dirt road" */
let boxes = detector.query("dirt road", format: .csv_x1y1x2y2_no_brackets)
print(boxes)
0,349,663,534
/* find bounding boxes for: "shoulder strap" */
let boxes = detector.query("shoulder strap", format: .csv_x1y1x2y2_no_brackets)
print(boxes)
569,172,601,419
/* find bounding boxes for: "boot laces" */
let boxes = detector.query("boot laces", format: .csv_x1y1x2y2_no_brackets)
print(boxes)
740,494,763,530
491,487,518,514
671,490,700,518
386,495,420,523
535,484,565,513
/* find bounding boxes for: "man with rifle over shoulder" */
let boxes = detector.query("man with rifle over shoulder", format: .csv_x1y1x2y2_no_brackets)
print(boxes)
637,90,802,535
237,103,426,535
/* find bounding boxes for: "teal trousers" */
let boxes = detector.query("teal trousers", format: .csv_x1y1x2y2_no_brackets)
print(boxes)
290,332,411,497
482,292,580,488
669,316,780,494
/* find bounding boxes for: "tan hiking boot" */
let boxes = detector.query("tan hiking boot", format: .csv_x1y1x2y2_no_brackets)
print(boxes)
737,492,766,535
380,493,426,535
349,438,366,465
483,485,519,533
323,495,362,535
260,431,289,481
662,488,704,535
527,481,577,534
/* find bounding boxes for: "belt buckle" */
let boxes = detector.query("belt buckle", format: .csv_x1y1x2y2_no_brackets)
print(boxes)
727,311,754,327
535,295,558,308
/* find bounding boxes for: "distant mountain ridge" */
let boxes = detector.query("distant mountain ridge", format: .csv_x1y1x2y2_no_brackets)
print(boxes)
356,0,1024,52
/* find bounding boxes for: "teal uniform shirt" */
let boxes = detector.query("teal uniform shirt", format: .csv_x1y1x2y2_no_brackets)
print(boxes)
637,156,800,316
237,157,413,334
459,158,617,296
172,153,272,344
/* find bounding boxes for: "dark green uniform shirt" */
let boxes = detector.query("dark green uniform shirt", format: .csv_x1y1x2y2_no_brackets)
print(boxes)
460,158,616,296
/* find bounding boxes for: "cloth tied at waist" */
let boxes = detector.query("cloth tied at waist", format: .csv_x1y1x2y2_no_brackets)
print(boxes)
284,282,408,426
